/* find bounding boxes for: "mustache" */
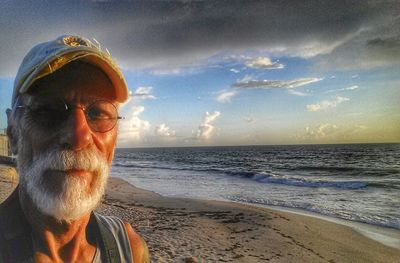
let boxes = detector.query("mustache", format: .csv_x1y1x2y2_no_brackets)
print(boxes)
32,148,107,172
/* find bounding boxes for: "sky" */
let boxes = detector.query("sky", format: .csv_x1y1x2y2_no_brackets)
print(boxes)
0,0,399,147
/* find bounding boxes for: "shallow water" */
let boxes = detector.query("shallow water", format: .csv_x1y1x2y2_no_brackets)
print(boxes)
111,143,400,229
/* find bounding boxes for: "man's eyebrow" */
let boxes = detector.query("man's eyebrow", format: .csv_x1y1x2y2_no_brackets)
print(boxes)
28,88,57,96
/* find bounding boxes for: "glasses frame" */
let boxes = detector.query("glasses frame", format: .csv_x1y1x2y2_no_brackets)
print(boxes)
16,98,124,133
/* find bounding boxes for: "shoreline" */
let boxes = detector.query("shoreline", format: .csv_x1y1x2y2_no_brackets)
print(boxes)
112,174,400,249
102,176,400,262
111,177,400,249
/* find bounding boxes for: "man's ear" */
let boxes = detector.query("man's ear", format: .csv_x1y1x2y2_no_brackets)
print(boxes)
6,108,19,155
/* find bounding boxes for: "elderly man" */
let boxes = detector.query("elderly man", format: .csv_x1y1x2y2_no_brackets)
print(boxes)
0,35,149,262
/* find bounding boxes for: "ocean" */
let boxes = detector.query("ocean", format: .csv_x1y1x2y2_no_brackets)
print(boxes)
110,143,400,229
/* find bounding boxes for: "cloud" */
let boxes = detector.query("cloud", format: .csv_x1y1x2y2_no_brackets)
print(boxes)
196,111,221,140
313,16,400,71
118,106,150,143
355,124,367,130
244,57,284,70
325,85,359,93
244,117,254,123
345,85,359,91
230,68,240,73
155,123,176,138
308,123,338,139
306,96,350,112
347,112,363,116
117,86,155,145
294,123,369,142
148,68,183,75
216,90,237,103
288,90,309,96
131,86,156,100
0,1,396,75
232,77,323,89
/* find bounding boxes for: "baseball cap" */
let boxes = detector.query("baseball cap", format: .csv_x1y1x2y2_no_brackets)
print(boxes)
12,35,129,106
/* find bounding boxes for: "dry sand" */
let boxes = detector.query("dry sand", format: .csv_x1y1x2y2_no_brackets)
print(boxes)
1,164,399,262
0,164,18,202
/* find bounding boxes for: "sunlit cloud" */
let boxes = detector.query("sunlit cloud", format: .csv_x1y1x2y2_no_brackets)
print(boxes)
293,123,339,142
345,85,359,90
232,77,323,89
347,112,363,116
130,86,156,100
148,68,183,76
325,85,359,93
294,123,369,142
230,68,240,73
196,111,221,140
118,86,156,146
288,90,309,96
155,123,176,138
216,90,237,103
306,96,350,112
303,123,338,140
355,124,367,130
118,106,151,143
244,57,284,70
244,117,254,123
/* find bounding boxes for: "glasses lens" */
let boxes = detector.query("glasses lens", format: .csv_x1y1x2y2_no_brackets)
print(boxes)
86,101,119,132
29,98,68,127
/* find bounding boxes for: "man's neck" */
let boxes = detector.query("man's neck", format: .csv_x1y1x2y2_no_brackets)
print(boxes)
19,190,96,263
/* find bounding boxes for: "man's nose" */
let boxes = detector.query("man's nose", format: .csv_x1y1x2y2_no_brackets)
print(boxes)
60,108,92,150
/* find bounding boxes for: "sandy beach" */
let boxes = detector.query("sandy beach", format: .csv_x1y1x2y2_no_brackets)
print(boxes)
1,164,399,262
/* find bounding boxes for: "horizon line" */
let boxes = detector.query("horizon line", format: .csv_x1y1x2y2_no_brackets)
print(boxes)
116,141,400,150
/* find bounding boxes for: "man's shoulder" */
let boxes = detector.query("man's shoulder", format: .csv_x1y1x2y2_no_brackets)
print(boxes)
123,221,150,263
92,212,135,262
0,189,29,235
0,189,26,228
93,212,149,263
0,188,19,211
0,189,33,262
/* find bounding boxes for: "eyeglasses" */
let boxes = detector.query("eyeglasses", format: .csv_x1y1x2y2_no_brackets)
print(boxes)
16,98,123,133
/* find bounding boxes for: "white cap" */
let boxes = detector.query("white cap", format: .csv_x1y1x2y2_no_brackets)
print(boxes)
12,35,129,106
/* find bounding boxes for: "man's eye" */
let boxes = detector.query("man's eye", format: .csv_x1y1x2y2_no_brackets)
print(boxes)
29,103,68,126
87,107,113,120
31,104,58,114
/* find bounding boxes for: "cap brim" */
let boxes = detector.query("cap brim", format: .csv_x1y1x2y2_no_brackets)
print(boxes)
19,49,129,103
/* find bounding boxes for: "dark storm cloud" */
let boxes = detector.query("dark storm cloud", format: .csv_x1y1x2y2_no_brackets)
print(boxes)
313,13,400,70
367,37,400,48
0,0,398,75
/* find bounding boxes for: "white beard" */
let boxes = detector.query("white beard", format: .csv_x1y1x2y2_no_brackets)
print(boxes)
18,147,109,222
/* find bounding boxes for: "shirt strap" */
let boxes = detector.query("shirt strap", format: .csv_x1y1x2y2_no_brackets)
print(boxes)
92,212,133,263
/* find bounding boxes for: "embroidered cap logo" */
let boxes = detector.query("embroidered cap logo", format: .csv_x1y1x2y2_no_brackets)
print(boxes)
62,36,88,47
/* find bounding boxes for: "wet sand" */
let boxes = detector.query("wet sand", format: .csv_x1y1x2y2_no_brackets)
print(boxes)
1,164,399,262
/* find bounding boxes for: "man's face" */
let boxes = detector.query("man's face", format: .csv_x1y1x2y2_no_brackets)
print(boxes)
15,62,119,221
